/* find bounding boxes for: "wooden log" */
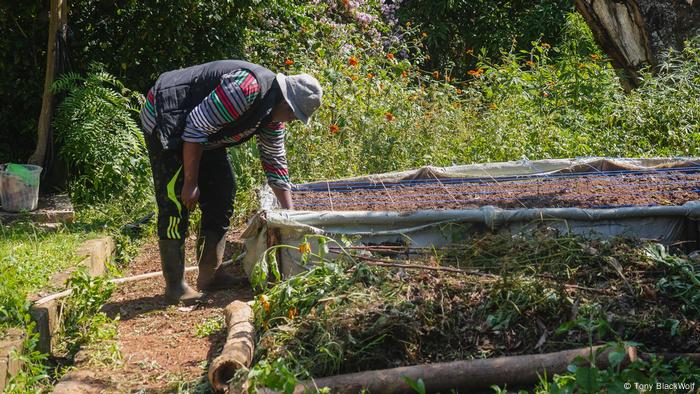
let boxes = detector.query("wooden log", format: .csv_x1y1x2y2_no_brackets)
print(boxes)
253,346,700,393
209,301,255,393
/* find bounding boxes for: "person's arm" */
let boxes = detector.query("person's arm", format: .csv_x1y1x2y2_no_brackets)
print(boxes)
257,121,292,209
181,141,204,210
272,186,293,209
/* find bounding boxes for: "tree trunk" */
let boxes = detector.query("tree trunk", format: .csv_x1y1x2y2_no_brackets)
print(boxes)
575,0,700,90
29,0,68,166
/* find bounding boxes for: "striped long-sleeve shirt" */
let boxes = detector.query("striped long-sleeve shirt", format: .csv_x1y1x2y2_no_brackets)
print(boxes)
140,69,290,190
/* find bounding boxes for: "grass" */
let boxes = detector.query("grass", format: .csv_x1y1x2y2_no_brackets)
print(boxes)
0,223,87,331
0,198,154,392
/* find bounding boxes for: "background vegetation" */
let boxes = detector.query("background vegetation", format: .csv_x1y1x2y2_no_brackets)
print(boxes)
2,0,700,391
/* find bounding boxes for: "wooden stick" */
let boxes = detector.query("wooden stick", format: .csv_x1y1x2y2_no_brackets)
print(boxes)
353,256,611,294
256,347,700,394
354,255,498,277
34,259,236,306
209,301,255,393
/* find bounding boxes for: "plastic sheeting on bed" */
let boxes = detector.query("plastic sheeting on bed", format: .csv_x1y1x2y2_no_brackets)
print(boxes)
240,157,700,279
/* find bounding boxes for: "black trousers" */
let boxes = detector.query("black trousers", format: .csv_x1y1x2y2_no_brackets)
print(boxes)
144,131,236,241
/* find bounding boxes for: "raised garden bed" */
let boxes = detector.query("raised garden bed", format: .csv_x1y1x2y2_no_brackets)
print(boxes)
242,157,700,280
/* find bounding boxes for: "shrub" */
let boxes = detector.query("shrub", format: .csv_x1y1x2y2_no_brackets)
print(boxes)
52,65,152,204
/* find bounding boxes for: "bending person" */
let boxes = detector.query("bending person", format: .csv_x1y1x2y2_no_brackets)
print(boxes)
140,60,322,303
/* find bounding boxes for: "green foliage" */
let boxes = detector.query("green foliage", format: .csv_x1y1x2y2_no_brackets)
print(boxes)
403,376,426,394
56,269,116,357
53,65,152,205
533,349,700,393
3,326,51,394
68,0,255,93
0,2,47,162
396,0,574,76
194,315,224,338
246,358,303,394
0,223,84,329
645,244,700,319
464,25,700,161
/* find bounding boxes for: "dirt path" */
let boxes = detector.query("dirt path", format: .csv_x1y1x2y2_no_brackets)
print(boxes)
56,232,253,393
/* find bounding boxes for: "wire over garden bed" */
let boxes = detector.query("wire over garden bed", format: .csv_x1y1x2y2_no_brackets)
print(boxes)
293,166,700,211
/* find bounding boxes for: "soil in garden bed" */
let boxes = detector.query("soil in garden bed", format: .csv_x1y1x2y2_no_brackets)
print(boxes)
293,171,700,211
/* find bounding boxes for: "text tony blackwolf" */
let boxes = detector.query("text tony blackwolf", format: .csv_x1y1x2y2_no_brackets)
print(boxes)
633,381,696,391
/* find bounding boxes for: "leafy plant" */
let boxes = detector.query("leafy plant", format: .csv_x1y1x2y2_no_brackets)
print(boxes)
246,358,303,394
53,64,152,205
195,316,224,338
55,268,116,358
645,243,700,319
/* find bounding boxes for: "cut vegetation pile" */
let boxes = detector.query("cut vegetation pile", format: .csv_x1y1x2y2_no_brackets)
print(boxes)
242,230,700,392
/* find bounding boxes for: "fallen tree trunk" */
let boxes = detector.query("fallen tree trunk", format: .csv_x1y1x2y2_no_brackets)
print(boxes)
208,301,255,393
575,0,700,89
256,346,699,394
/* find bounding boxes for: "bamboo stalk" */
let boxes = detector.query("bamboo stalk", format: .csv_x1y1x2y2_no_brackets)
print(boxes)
209,301,255,393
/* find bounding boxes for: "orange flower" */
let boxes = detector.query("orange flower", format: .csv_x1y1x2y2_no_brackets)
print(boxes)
350,74,358,81
542,91,550,98
541,42,551,49
299,242,311,254
590,54,601,61
489,103,497,110
444,75,451,82
366,72,374,79
401,70,408,78
467,68,484,77
525,60,535,67
348,56,359,66
259,295,270,313
287,307,298,319
421,31,428,38
455,88,462,94
432,71,439,79
385,112,395,121
284,58,294,66
329,124,340,134
386,53,395,60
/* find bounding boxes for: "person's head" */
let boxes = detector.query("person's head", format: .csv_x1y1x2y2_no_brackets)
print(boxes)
271,73,322,123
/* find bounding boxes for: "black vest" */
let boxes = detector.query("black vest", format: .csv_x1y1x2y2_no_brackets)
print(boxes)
153,60,280,150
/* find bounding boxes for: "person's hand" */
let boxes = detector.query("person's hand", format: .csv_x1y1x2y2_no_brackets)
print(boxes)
181,182,200,210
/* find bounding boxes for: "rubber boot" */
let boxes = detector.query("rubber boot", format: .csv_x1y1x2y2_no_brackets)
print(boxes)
196,231,244,291
159,239,202,304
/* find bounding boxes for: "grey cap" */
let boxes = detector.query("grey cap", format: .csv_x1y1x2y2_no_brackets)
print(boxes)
276,73,323,124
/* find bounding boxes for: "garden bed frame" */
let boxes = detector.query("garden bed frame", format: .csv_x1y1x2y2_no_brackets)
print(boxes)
241,157,700,279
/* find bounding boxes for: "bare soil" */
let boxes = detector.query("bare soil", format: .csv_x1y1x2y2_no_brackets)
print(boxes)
60,231,252,392
293,172,700,211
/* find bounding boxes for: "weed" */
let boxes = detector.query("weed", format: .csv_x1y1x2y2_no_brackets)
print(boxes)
195,316,224,339
53,269,116,360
